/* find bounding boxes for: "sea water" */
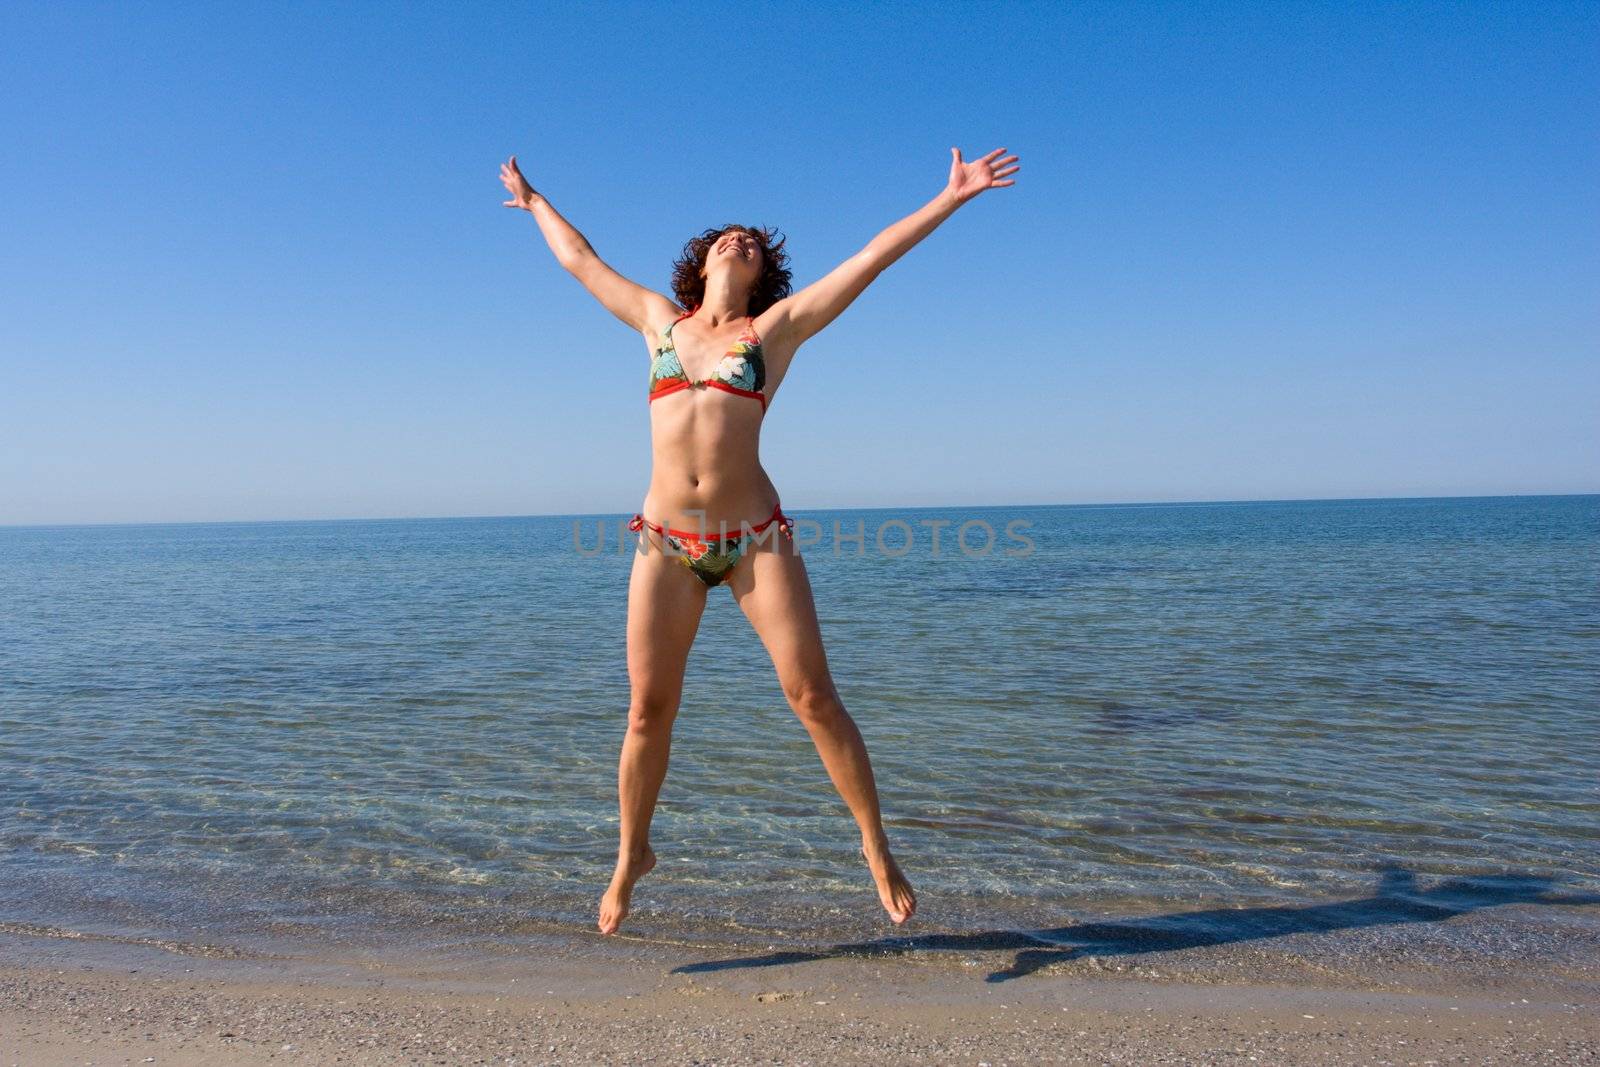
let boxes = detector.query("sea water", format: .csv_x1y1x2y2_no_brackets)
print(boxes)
2,496,1596,953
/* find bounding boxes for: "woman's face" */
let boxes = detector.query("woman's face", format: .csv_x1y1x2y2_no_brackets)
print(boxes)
706,229,763,285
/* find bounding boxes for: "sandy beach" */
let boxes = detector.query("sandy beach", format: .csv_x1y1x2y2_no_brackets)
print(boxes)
5,903,1597,1066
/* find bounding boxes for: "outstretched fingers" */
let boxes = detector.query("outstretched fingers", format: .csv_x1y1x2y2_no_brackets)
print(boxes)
986,148,1020,189
951,145,1021,193
500,155,537,208
987,148,1020,175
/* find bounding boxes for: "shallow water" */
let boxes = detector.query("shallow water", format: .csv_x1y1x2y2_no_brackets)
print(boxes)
2,496,1596,952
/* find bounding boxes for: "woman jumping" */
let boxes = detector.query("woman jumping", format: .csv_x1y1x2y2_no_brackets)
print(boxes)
498,145,1019,935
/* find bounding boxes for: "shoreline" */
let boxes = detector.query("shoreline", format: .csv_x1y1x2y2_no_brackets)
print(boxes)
5,905,1598,1065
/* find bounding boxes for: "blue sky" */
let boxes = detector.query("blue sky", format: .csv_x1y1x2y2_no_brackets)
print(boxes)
2,1,1595,525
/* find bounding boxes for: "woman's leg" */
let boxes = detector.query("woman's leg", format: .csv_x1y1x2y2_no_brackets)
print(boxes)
726,540,917,924
598,540,708,935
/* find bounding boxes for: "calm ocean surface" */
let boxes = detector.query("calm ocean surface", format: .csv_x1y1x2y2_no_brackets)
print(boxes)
2,496,1597,953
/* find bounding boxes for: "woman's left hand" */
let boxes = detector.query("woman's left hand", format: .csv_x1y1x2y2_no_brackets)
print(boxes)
945,146,1020,205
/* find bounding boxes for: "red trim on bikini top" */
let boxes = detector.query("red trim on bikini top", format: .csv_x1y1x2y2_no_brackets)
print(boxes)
628,502,792,544
648,307,767,412
648,377,767,409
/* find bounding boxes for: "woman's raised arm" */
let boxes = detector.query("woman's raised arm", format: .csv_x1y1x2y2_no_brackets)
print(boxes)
500,155,678,334
769,146,1020,349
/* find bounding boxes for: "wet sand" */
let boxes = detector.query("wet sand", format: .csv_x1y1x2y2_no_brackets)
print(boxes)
4,908,1598,1066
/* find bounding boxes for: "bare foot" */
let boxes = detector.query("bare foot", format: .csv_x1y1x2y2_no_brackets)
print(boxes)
598,844,656,935
861,840,916,924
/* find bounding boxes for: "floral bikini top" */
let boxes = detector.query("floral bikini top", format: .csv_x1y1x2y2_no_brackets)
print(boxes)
648,308,768,412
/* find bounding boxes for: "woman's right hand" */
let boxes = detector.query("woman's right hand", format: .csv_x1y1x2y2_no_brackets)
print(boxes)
500,155,540,211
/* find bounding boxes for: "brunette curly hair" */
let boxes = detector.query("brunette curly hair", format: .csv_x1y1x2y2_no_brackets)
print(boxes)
670,224,793,315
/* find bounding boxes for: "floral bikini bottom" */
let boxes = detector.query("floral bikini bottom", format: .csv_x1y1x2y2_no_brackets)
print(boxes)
628,503,796,587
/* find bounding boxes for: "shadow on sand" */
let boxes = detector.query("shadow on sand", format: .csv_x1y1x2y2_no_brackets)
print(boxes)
672,867,1600,983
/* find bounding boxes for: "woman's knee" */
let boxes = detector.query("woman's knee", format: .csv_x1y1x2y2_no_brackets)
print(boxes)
627,691,680,735
783,675,844,727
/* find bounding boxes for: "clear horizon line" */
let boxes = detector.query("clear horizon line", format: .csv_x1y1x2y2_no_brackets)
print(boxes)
2,491,1595,531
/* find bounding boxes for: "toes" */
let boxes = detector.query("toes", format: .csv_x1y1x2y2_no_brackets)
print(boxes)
598,889,628,935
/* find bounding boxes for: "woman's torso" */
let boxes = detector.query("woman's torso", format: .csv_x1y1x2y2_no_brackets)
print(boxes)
638,306,797,533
